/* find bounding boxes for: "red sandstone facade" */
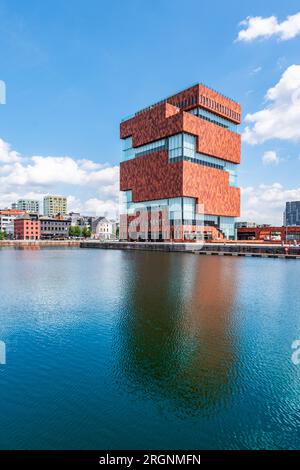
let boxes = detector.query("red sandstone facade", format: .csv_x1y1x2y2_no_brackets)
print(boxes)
120,84,241,241
14,217,40,240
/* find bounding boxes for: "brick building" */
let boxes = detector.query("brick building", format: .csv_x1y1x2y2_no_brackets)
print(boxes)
14,215,40,240
120,83,241,241
237,226,300,242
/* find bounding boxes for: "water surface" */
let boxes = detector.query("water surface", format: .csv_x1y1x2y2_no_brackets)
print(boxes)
0,248,300,449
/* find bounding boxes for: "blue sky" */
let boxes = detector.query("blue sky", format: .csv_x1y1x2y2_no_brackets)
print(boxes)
1,0,300,223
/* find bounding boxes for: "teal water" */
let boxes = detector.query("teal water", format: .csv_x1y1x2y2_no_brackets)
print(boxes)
0,248,300,450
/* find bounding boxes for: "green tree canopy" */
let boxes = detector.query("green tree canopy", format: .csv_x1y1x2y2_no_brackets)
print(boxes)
69,225,82,237
82,226,91,238
0,230,7,240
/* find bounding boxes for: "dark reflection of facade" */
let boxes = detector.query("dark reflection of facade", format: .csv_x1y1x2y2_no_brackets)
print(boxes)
116,252,239,416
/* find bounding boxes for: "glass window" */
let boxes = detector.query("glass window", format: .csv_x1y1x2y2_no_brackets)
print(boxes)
169,134,183,159
122,137,166,161
188,107,239,132
183,133,195,158
167,133,238,185
183,198,195,220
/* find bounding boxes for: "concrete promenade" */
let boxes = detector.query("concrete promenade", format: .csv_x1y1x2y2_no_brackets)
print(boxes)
0,240,81,248
80,240,300,259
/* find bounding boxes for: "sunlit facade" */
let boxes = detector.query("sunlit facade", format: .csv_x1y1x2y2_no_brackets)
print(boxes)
120,84,241,241
43,195,67,217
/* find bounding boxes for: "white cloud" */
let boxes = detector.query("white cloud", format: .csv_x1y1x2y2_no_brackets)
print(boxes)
243,65,300,144
0,192,20,208
77,159,107,171
241,183,300,225
82,198,119,217
65,195,119,217
0,155,119,188
251,66,262,74
0,138,21,163
262,150,279,166
237,12,300,42
0,138,120,217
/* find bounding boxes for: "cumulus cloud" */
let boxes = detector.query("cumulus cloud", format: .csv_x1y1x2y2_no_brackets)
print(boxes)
262,151,279,166
241,183,300,225
82,198,119,217
66,195,119,217
0,138,21,163
237,12,300,42
77,159,107,171
243,65,300,144
0,155,119,187
0,138,120,217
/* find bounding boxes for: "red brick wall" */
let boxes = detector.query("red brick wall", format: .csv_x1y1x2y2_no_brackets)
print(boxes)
120,103,183,146
183,112,240,164
120,151,183,202
182,162,240,217
165,84,241,123
198,84,241,123
129,83,241,125
120,103,240,164
165,84,199,112
120,151,240,217
14,219,40,240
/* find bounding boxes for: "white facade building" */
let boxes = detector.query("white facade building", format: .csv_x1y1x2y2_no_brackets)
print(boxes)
91,217,117,240
0,215,16,233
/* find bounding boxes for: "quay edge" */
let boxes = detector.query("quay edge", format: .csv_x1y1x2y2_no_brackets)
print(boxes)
0,240,81,248
80,241,300,259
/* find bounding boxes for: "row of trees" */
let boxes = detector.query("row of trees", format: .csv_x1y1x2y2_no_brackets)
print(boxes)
68,225,91,238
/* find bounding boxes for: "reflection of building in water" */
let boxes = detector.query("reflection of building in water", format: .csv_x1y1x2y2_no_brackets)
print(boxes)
116,252,239,415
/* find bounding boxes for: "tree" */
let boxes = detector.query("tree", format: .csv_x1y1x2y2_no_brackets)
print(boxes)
0,230,7,240
68,226,75,237
69,225,82,237
74,226,82,237
82,226,91,238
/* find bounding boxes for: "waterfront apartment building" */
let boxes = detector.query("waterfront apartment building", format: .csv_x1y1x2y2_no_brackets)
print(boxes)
40,217,71,239
43,195,67,217
14,215,40,240
91,217,117,240
0,214,16,233
284,201,300,226
14,199,40,214
120,83,241,241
